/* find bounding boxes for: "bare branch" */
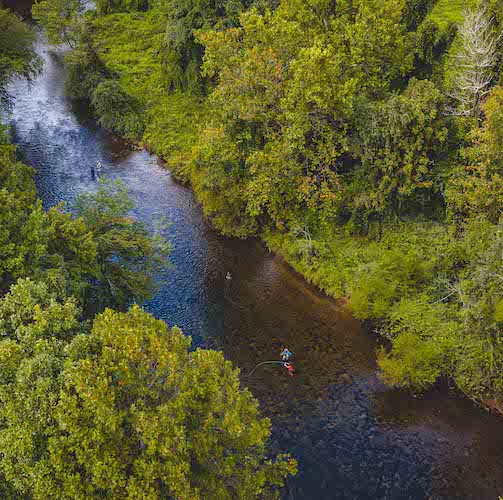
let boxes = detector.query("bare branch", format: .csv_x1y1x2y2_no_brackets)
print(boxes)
447,4,501,118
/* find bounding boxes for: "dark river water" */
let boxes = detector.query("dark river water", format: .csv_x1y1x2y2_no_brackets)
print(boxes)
8,38,503,499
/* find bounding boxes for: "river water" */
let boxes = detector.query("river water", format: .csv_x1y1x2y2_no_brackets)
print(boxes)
8,38,503,499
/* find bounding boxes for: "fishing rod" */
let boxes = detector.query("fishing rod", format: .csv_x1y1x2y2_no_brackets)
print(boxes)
247,361,286,377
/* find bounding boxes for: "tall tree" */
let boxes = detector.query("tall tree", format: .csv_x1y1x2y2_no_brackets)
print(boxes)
0,305,296,499
447,85,503,223
350,78,448,224
1,146,168,309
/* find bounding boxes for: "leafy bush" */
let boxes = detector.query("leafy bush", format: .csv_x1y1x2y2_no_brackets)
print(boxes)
91,79,145,138
378,297,460,387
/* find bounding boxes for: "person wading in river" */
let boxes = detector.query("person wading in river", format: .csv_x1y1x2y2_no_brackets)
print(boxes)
280,348,292,361
283,362,294,376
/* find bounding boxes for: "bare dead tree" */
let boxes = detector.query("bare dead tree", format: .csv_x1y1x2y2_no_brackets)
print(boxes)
294,223,314,259
448,4,501,118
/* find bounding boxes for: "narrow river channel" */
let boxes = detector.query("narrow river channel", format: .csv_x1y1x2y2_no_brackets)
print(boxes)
8,37,503,499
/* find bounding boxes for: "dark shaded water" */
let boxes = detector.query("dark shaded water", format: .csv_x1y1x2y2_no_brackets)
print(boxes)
1,0,32,17
8,40,503,499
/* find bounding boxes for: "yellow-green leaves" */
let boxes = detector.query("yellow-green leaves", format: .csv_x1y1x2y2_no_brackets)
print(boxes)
446,86,503,224
192,0,417,236
494,299,503,323
0,306,294,498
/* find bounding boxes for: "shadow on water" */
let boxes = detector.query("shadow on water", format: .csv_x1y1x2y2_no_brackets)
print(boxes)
1,0,33,18
8,35,503,499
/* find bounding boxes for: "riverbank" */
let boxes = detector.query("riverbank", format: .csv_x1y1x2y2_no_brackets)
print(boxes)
263,225,503,415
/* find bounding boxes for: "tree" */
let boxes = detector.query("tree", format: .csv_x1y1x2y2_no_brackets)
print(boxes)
0,306,296,499
32,0,85,48
448,5,501,118
350,78,448,224
447,85,503,223
64,20,109,101
0,277,81,349
403,0,436,31
43,205,98,297
452,221,503,406
410,19,455,80
1,142,168,309
0,145,42,289
0,144,99,295
75,178,170,311
0,8,41,110
376,220,503,405
0,277,82,498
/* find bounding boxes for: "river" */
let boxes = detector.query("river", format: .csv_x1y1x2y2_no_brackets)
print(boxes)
8,36,503,499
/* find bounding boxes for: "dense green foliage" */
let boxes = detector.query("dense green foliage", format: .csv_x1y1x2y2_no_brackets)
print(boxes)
0,304,295,498
50,0,503,411
0,8,295,496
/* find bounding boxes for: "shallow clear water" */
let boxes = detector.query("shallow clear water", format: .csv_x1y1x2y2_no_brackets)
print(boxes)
8,39,503,499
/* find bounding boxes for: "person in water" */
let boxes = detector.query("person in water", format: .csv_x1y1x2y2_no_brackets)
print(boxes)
283,362,294,376
280,348,292,361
